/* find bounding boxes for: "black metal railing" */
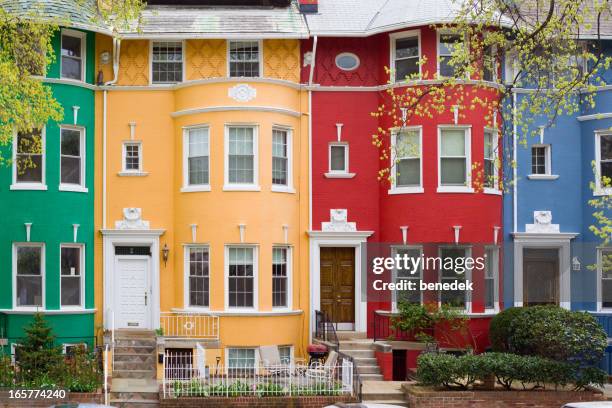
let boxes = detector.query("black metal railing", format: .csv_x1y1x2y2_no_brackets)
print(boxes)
314,310,339,348
373,310,414,342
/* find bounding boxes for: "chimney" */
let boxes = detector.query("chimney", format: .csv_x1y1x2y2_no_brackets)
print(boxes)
299,0,318,13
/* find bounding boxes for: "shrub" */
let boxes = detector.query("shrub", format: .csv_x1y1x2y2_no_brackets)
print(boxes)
16,313,63,383
0,355,14,387
62,346,102,392
489,306,608,365
392,302,469,346
416,352,606,391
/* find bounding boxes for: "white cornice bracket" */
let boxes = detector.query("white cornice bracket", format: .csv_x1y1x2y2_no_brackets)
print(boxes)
336,123,343,142
453,225,462,244
190,224,198,243
24,223,32,242
129,122,136,140
400,226,409,245
238,224,246,243
72,106,80,125
73,224,80,243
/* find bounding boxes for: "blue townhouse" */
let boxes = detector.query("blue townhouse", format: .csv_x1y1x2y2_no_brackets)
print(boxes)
503,39,612,373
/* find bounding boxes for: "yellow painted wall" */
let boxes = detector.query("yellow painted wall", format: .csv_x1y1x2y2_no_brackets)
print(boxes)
263,39,300,82
186,39,227,79
117,40,150,86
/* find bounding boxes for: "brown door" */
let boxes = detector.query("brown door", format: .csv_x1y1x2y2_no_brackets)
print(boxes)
320,247,355,325
523,249,559,306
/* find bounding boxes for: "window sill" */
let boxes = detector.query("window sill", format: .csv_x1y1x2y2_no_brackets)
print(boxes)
223,184,261,192
59,184,88,193
593,188,612,197
436,186,474,193
483,188,502,195
271,185,296,194
527,174,559,180
181,185,211,193
118,171,149,177
324,172,356,179
388,186,424,195
10,184,47,191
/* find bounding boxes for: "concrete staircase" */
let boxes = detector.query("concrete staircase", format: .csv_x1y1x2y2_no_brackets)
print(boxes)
111,330,159,408
361,380,408,407
337,332,384,381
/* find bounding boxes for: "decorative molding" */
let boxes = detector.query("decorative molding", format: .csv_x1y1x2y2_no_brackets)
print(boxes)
577,112,612,122
400,226,409,245
322,209,357,232
228,84,257,102
72,106,80,125
24,223,32,242
172,105,300,118
73,224,80,243
525,211,559,233
190,224,198,243
115,208,150,230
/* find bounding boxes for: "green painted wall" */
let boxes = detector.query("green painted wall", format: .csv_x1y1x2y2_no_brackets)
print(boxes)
0,28,96,346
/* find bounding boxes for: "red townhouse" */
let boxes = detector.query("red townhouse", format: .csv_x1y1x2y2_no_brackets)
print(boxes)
299,0,504,380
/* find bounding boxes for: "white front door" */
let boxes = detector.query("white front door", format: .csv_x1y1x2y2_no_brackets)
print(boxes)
114,256,150,329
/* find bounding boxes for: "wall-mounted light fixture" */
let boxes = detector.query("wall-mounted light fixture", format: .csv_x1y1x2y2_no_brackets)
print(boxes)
100,51,111,65
162,243,170,267
572,256,581,271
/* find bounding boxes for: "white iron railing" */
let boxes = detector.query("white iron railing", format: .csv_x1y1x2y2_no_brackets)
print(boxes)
160,312,219,340
162,351,354,398
104,344,109,406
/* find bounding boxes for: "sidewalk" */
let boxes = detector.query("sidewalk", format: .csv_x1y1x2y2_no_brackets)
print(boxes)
603,383,612,400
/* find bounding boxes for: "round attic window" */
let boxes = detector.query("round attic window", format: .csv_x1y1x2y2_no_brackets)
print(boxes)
335,53,360,71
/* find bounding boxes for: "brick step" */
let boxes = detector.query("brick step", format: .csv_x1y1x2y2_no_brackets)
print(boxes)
113,360,157,371
113,369,157,379
114,353,157,363
114,345,157,355
115,338,157,348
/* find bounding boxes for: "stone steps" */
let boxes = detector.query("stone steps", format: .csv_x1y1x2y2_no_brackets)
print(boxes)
113,369,157,379
362,380,407,405
340,349,375,359
113,360,157,371
359,373,384,381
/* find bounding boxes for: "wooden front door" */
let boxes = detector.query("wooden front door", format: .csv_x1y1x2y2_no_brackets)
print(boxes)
523,249,559,306
320,247,355,327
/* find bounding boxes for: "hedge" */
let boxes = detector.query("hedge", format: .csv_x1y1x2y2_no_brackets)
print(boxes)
416,352,607,391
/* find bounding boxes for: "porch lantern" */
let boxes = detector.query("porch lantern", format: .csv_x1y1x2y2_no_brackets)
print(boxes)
572,256,581,271
162,243,170,267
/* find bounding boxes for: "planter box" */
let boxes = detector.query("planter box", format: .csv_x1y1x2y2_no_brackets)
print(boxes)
161,395,357,408
403,384,605,408
0,391,103,407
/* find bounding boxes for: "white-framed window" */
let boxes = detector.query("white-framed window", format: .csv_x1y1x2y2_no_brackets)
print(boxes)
595,132,612,195
531,144,551,175
392,246,423,310
483,128,499,192
63,342,87,356
226,246,257,309
121,141,143,174
438,126,473,193
228,40,261,78
185,246,210,308
504,49,519,84
151,41,183,84
59,126,86,192
438,246,471,311
226,348,257,374
182,126,210,192
438,32,464,78
325,142,355,178
335,53,360,71
60,29,86,81
224,125,259,191
390,30,420,82
484,247,499,311
390,127,423,194
13,243,44,308
272,247,291,309
278,345,293,365
272,128,293,192
60,244,84,308
12,128,46,190
598,248,612,311
482,44,497,82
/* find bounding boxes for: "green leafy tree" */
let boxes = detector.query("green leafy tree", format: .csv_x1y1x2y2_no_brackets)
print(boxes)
16,313,63,383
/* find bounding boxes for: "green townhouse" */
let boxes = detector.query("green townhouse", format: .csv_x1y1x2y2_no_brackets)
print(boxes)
0,0,104,356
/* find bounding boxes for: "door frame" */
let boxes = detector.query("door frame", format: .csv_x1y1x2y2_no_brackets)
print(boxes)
102,229,164,330
309,231,373,338
512,232,577,310
114,254,151,329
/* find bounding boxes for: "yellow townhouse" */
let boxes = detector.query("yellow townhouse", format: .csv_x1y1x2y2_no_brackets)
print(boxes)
93,0,310,380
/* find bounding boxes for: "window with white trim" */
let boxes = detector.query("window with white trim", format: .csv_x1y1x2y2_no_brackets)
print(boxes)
272,247,289,308
14,129,44,186
184,127,210,188
438,33,463,78
278,345,292,365
439,247,469,309
600,248,612,310
63,343,87,357
595,133,612,193
122,142,142,173
152,41,183,84
60,245,83,308
187,246,209,308
392,128,421,190
439,128,470,188
272,129,289,187
392,34,419,81
61,30,85,81
392,247,422,308
14,244,43,307
227,348,256,374
328,143,349,174
227,126,257,186
227,246,256,309
229,41,260,78
482,45,497,82
531,145,551,175
483,129,498,189
484,247,498,310
60,127,85,189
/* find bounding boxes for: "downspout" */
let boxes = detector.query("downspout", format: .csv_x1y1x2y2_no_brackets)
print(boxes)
512,90,517,234
307,36,318,344
102,38,121,229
